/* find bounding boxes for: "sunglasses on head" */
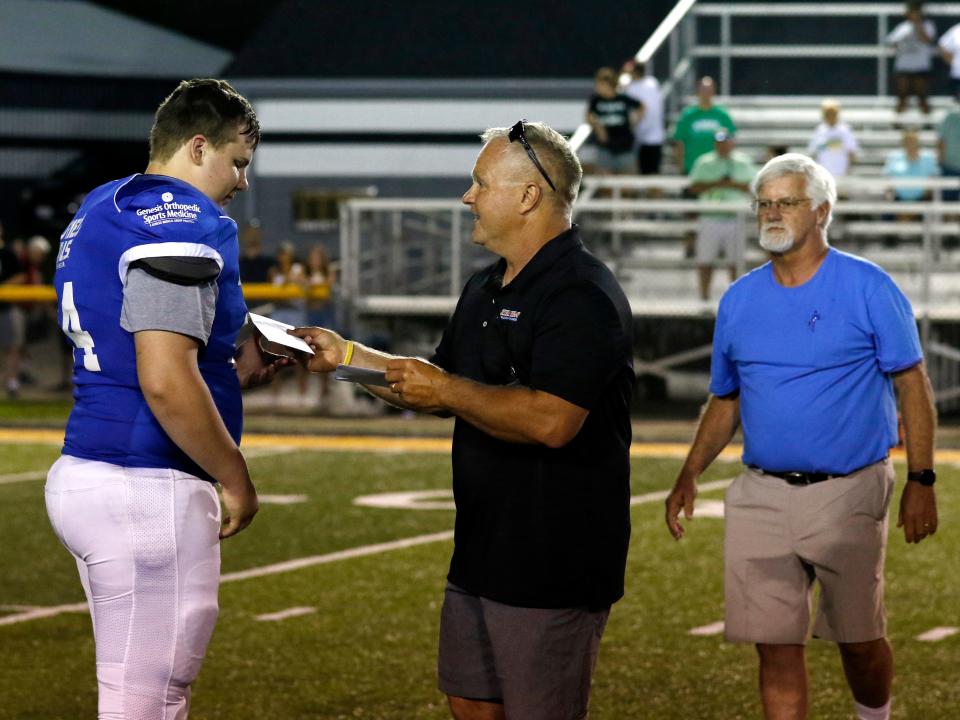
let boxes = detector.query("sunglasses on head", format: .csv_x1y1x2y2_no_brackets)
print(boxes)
508,119,557,192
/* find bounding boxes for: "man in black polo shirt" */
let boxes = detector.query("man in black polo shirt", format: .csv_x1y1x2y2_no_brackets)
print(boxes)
292,120,634,720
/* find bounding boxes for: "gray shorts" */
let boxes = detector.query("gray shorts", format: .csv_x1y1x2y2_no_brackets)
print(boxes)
437,583,609,720
724,459,894,645
596,147,635,174
695,217,745,264
0,306,25,349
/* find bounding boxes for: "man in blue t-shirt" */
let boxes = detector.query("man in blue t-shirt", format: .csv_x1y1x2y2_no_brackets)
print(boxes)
883,128,940,202
46,79,286,719
665,154,937,720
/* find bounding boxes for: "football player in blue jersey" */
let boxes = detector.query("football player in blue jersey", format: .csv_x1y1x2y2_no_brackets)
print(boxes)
45,78,285,719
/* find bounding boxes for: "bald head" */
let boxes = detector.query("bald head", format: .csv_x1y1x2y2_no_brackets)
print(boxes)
698,77,716,105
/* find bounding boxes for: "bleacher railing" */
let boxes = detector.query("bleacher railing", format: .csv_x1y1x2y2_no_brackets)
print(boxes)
570,1,960,156
695,3,960,98
336,178,960,315
332,177,960,406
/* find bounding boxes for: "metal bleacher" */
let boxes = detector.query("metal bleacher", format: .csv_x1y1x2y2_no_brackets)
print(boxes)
341,3,960,321
335,2,960,406
725,98,953,173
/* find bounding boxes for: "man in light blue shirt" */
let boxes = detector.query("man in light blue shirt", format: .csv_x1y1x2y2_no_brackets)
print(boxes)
666,154,938,720
883,129,939,201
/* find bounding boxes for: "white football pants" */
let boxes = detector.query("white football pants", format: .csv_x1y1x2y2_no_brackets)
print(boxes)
45,455,222,720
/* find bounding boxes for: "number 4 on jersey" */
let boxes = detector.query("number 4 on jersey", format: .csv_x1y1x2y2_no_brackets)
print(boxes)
61,281,101,372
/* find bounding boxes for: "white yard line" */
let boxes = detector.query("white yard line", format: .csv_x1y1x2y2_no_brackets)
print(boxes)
2,479,736,626
0,531,456,627
255,606,317,622
354,489,456,510
220,530,456,583
0,454,294,488
630,478,732,505
916,626,959,642
0,471,46,485
0,446,295,488
259,494,309,505
689,621,725,636
0,602,87,627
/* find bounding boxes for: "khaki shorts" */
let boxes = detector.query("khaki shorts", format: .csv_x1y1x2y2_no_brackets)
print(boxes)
723,459,894,645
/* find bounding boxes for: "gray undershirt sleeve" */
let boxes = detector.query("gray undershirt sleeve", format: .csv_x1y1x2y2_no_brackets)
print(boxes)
120,267,218,344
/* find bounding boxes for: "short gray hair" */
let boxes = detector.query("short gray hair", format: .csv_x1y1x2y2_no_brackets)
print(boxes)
752,153,837,229
480,122,583,207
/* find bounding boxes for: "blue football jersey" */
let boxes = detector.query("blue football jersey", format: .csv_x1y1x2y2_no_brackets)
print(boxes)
54,174,248,481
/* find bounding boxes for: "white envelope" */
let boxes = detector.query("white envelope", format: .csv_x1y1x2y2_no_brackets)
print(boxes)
239,312,315,357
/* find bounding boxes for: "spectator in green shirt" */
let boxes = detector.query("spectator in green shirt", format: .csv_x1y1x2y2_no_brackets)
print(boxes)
688,130,756,300
673,77,737,175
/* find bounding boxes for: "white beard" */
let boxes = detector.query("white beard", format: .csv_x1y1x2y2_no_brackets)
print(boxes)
759,224,795,253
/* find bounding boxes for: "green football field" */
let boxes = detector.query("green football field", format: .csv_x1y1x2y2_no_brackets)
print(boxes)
1,435,957,719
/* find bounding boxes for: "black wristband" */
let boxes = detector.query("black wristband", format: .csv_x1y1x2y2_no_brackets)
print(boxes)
907,469,936,486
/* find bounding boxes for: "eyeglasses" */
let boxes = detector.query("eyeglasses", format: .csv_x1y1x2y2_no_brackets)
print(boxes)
508,120,557,192
752,197,811,214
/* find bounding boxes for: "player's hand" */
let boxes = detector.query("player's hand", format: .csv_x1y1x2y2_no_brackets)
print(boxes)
287,326,345,373
384,358,447,413
898,480,938,544
235,333,293,389
219,476,259,539
665,476,698,540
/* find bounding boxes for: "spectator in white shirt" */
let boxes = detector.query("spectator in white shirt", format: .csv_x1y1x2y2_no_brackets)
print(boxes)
939,18,960,99
623,61,665,175
887,2,937,114
807,99,859,177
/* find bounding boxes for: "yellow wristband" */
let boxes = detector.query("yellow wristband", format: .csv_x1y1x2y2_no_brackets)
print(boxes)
343,340,355,366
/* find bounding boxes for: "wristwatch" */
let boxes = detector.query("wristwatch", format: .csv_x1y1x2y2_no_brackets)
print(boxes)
907,469,936,486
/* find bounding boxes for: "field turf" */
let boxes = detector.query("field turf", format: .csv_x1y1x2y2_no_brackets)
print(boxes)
1,436,957,719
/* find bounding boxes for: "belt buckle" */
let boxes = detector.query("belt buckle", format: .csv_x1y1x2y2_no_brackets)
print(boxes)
783,471,810,486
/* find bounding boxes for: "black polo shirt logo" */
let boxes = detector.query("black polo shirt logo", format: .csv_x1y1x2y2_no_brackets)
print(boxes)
498,308,521,322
